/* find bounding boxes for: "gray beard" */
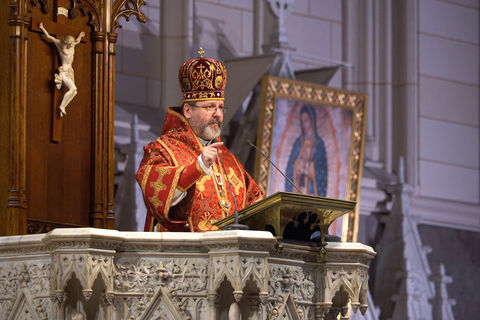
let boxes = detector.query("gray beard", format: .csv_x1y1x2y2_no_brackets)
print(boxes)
199,119,222,140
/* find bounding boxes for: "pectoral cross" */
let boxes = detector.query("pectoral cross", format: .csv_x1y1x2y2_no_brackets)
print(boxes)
32,0,88,143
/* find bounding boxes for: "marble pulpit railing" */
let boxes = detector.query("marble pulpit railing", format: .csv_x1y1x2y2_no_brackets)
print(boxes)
0,228,375,320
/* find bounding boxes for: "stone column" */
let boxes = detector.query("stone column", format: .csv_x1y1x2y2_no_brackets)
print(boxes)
160,0,194,110
247,294,261,320
207,292,219,319
391,0,419,185
343,0,394,173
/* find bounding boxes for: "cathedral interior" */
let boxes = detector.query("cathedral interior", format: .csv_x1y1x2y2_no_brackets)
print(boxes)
112,1,479,319
0,0,478,319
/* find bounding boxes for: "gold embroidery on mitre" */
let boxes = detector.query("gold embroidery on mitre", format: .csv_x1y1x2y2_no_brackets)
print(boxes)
182,78,191,90
199,92,213,99
191,62,214,91
179,49,227,102
214,75,223,89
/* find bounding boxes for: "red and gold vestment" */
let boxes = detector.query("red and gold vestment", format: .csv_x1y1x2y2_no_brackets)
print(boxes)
136,108,264,232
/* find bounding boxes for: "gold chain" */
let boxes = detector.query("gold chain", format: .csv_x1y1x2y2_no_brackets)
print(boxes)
212,164,231,215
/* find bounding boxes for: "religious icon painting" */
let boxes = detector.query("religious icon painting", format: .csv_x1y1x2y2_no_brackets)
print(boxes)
254,75,368,242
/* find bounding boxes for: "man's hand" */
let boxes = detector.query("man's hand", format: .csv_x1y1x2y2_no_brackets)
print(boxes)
201,142,223,168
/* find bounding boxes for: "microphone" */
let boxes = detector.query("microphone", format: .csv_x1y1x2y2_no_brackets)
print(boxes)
246,140,303,194
246,140,338,243
217,151,249,230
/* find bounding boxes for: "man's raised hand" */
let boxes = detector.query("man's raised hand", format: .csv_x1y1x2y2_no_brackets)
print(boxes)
201,142,223,168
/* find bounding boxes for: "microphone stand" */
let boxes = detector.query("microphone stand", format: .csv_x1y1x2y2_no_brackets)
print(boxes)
246,140,340,243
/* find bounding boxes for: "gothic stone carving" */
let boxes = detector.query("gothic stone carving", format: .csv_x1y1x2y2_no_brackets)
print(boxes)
210,254,270,297
51,252,115,299
0,229,375,319
0,262,51,320
113,258,208,319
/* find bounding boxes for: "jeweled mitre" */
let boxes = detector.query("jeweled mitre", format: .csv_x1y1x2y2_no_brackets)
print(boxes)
178,48,227,102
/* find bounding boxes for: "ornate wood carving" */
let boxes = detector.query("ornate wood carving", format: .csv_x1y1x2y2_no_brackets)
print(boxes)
1,0,146,235
28,0,50,14
71,0,102,31
3,0,29,235
26,218,82,234
111,0,146,31
70,0,146,229
72,0,146,32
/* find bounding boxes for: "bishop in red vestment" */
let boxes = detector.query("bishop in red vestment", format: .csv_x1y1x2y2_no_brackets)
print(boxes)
136,50,264,232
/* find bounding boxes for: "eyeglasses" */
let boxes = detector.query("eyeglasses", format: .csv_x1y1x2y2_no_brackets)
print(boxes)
192,105,227,114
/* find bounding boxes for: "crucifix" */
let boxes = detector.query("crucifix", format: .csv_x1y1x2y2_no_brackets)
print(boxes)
32,0,88,143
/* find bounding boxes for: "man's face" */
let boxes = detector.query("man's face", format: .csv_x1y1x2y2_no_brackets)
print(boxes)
184,100,224,141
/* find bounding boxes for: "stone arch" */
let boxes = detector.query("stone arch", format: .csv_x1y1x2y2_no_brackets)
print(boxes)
215,276,236,319
63,272,107,320
139,286,191,320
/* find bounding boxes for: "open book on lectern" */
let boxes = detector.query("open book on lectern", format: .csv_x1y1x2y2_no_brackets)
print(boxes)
213,192,356,246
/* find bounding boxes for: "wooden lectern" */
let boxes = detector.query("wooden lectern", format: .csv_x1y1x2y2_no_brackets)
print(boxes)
0,1,146,236
214,192,356,252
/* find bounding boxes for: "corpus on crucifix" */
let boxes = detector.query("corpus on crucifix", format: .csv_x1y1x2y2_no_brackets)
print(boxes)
39,22,84,117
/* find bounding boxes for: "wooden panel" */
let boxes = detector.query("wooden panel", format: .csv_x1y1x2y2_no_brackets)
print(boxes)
26,15,93,226
0,0,146,235
0,4,13,235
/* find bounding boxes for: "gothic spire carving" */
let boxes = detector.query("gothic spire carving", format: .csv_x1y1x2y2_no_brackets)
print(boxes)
72,0,146,32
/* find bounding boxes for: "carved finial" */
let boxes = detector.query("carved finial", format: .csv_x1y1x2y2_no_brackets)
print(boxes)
82,289,93,301
198,47,205,58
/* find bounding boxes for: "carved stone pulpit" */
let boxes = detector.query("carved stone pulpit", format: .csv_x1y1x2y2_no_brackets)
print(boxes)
0,0,146,236
0,228,375,319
